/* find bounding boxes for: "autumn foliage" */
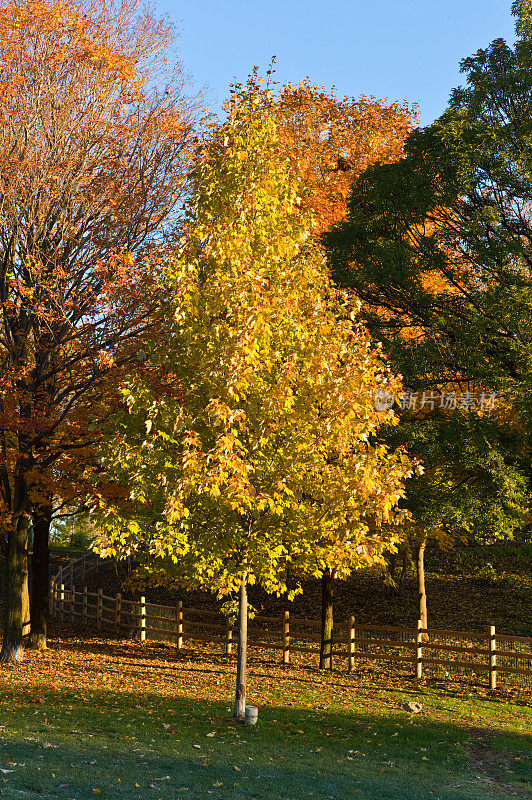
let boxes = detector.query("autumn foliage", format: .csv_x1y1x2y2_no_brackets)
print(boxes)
92,80,416,716
276,79,417,233
0,0,197,661
0,7,419,667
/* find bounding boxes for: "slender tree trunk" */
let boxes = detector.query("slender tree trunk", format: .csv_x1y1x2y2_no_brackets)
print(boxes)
320,567,334,670
398,551,407,598
29,501,52,650
416,538,429,642
386,552,397,598
22,565,29,638
1,514,30,663
233,572,248,721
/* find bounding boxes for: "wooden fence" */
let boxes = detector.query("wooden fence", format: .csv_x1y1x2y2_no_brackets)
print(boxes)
50,554,532,691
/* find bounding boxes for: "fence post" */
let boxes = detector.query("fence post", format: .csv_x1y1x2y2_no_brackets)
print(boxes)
69,561,74,588
176,600,183,649
226,618,233,655
49,581,54,616
82,554,86,583
282,610,290,665
489,624,497,691
348,615,355,672
115,592,122,633
60,583,65,622
139,596,146,643
70,584,75,623
97,588,102,630
58,568,63,618
415,619,423,679
83,586,87,623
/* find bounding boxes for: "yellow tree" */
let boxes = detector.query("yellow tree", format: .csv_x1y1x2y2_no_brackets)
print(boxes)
95,80,415,719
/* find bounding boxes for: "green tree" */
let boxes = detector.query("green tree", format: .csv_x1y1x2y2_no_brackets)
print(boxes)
95,80,415,719
324,1,532,625
326,1,532,412
383,411,527,631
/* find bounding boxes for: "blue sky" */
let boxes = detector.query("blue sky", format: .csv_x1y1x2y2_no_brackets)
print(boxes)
157,0,516,124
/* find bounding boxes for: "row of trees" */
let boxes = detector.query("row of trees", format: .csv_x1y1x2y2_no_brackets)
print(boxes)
0,0,417,675
1,0,531,716
325,0,532,627
93,0,532,710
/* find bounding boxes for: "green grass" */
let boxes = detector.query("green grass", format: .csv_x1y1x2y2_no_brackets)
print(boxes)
0,539,527,799
0,681,530,800
48,544,88,561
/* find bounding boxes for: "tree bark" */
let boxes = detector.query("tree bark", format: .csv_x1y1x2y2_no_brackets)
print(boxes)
29,501,52,650
416,538,429,642
0,514,31,663
320,567,334,670
233,572,248,721
388,549,408,600
386,551,397,599
398,551,407,598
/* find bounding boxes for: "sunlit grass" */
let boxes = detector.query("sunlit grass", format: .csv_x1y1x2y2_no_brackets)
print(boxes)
0,630,529,800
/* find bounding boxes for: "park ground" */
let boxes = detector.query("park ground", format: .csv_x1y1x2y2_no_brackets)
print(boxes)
0,626,530,800
0,542,530,800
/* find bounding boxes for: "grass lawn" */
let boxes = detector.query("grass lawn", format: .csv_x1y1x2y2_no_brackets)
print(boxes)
0,628,530,800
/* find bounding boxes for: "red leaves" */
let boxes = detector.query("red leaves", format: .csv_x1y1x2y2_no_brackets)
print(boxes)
0,0,197,537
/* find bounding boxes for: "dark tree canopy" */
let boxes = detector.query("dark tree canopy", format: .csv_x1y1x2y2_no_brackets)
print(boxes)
325,3,532,548
326,4,532,411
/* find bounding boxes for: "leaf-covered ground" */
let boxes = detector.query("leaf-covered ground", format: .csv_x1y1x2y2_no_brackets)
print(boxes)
0,625,530,800
1,541,524,799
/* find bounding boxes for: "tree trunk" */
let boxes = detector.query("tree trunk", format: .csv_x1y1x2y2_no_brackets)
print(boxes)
398,551,407,598
1,514,30,663
416,538,429,642
233,572,248,721
29,501,52,650
22,566,29,638
388,549,408,600
320,567,334,670
386,552,397,598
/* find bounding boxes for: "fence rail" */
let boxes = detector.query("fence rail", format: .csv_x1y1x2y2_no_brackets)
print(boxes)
50,554,532,690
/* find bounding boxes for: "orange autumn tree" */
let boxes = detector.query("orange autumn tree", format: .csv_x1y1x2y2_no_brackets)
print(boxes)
276,78,418,234
0,0,197,662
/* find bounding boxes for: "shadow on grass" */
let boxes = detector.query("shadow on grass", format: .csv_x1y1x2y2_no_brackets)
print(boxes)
0,685,530,800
